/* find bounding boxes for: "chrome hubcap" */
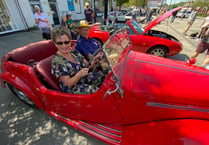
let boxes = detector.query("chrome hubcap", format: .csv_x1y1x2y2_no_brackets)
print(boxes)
150,49,165,57
13,87,34,105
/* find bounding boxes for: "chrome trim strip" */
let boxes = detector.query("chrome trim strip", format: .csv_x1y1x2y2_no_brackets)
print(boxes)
53,112,79,125
79,120,122,137
79,125,121,143
54,113,121,143
134,59,209,76
97,124,123,132
147,102,209,113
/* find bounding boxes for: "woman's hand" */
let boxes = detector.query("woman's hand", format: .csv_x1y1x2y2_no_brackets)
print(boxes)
77,68,89,77
93,52,104,64
88,52,104,69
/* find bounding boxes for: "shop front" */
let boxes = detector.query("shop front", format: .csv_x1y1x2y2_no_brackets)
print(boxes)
0,0,17,34
0,0,90,35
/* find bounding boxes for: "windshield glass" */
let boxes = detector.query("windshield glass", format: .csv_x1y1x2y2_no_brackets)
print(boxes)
103,28,130,75
128,20,144,35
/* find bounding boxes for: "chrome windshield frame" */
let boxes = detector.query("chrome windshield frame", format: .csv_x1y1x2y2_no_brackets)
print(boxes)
102,28,131,97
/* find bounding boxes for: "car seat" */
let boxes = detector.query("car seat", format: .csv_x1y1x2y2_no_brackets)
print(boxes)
36,55,61,91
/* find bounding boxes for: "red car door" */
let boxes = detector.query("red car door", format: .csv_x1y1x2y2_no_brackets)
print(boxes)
39,75,122,124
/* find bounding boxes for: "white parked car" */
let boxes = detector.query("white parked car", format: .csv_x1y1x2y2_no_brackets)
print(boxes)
108,11,126,22
176,9,191,18
125,11,133,21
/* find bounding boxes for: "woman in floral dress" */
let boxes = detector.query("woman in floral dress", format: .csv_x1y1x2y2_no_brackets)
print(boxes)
51,26,103,94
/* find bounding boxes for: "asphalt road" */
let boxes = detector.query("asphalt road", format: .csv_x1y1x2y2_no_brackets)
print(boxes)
0,16,205,145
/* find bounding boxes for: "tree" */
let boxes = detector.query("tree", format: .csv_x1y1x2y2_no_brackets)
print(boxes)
124,0,147,8
116,0,129,10
193,0,209,8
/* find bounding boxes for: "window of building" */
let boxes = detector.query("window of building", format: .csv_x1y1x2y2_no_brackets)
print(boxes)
75,0,81,14
0,0,17,33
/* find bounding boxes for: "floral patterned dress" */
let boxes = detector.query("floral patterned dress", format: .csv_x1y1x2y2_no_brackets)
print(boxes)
51,50,103,94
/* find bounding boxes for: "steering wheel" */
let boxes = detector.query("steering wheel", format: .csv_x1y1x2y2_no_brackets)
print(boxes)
86,48,102,68
85,48,106,88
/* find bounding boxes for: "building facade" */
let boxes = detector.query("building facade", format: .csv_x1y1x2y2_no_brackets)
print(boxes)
0,0,116,35
0,0,87,35
147,0,162,8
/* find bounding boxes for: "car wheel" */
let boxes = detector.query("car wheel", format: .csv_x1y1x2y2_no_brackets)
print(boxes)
147,46,168,58
7,83,37,108
94,38,103,48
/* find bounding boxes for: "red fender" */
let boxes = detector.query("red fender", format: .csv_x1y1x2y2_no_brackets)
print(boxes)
122,119,209,145
0,71,44,109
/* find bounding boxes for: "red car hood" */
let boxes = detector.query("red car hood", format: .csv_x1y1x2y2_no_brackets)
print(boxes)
143,7,182,34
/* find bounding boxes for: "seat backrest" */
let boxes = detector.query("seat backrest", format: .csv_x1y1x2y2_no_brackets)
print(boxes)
36,55,61,91
10,40,57,64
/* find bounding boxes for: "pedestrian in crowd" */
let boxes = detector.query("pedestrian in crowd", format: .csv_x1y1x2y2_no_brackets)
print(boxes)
132,7,137,21
188,29,209,67
51,26,104,94
60,15,67,27
141,8,146,17
76,20,99,60
181,9,186,20
170,7,178,23
198,11,209,38
145,8,154,24
160,8,166,16
66,14,76,40
33,5,51,40
183,7,200,36
84,2,94,24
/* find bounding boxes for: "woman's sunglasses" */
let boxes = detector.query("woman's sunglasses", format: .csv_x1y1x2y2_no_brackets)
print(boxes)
55,41,70,45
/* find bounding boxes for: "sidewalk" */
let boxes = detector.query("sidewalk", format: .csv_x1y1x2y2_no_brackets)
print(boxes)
153,16,205,66
0,30,42,60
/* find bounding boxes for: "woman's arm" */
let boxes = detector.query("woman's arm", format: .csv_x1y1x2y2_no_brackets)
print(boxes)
59,68,89,87
35,18,39,24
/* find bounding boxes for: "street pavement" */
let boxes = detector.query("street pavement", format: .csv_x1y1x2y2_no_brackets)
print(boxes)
154,16,205,66
0,16,206,145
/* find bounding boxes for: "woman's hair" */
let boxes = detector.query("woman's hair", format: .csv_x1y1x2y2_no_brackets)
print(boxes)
51,26,71,42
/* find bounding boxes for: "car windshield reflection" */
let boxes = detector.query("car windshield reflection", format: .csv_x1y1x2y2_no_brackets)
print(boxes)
103,28,130,76
128,20,144,35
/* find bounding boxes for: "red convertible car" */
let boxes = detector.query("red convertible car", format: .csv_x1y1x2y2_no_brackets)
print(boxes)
89,7,183,58
1,27,209,145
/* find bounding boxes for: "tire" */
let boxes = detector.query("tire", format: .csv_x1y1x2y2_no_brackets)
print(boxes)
7,83,37,108
147,46,168,58
94,38,103,48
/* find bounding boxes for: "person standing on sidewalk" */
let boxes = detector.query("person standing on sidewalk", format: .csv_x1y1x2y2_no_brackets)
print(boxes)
33,5,51,40
170,6,178,23
188,29,209,67
84,2,94,24
145,8,154,24
66,14,76,40
61,15,67,27
198,11,209,38
183,7,200,35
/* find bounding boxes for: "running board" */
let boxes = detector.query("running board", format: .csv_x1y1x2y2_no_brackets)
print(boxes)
46,110,123,145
